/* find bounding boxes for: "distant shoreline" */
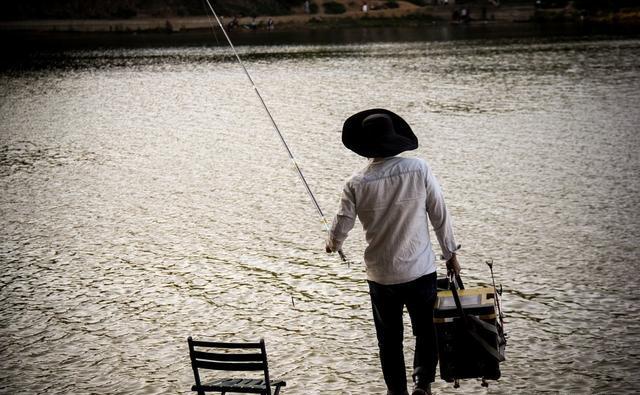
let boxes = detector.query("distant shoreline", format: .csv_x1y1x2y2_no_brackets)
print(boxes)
2,2,640,35
0,5,546,34
2,4,639,52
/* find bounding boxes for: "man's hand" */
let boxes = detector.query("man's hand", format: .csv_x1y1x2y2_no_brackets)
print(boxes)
325,242,334,254
446,254,461,276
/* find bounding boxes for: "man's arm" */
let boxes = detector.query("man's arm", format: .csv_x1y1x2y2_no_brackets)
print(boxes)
326,183,356,253
424,163,460,273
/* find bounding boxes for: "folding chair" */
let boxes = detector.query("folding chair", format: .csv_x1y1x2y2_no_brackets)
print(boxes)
188,337,286,395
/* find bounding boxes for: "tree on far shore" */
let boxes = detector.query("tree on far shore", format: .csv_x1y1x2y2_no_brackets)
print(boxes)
0,0,308,20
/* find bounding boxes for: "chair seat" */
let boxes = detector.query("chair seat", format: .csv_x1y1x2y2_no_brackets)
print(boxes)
192,378,286,393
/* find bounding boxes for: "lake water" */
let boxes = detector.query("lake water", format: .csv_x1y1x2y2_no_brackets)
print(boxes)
1,25,640,394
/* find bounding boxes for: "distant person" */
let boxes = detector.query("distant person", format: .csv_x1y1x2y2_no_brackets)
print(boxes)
227,16,239,31
165,20,174,33
460,7,468,21
326,109,461,395
304,0,311,14
363,1,369,13
267,18,275,31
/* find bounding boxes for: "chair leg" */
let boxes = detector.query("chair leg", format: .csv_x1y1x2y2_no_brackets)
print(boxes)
274,386,281,395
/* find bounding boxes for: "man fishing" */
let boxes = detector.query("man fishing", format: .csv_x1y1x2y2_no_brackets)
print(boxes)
325,109,461,395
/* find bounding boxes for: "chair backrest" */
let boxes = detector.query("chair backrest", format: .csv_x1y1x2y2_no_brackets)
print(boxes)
188,337,272,393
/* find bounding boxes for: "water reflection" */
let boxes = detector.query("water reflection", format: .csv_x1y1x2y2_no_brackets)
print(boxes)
1,33,640,394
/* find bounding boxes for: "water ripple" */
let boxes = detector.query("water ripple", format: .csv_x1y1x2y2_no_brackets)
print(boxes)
1,36,640,394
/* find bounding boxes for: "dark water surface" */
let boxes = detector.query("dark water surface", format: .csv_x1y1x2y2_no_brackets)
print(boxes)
1,26,640,394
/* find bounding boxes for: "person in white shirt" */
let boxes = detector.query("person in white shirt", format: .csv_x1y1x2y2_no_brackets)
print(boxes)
326,109,461,395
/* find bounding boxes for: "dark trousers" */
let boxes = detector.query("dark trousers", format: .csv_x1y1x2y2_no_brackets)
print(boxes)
368,272,438,394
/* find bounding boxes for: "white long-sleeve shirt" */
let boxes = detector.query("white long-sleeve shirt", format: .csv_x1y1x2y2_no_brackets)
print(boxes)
328,156,458,285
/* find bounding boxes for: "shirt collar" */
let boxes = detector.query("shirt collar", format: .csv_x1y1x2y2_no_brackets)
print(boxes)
369,155,398,164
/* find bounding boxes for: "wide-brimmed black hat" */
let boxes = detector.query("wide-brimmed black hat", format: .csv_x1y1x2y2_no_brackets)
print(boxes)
342,108,418,158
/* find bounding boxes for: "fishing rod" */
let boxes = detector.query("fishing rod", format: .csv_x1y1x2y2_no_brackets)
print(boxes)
202,0,347,263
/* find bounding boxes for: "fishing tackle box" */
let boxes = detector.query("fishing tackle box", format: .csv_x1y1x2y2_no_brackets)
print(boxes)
434,276,506,386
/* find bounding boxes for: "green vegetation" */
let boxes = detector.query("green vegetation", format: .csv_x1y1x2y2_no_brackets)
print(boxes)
532,0,640,23
532,0,638,11
385,1,400,9
0,0,307,20
1,0,638,23
573,0,637,12
322,1,346,15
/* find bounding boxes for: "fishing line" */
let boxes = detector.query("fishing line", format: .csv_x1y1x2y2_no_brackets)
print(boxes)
202,0,347,264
